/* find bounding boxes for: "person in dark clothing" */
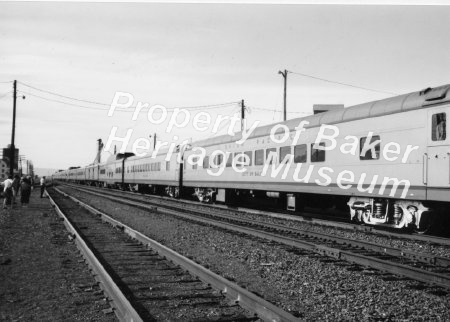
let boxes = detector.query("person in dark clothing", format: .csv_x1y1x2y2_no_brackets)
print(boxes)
20,176,31,206
12,175,20,205
40,176,46,198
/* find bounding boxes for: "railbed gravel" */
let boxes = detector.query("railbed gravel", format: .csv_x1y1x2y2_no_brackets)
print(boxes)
73,185,450,259
56,186,450,321
226,209,450,259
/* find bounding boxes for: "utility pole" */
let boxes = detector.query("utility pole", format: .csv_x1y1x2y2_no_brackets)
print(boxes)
278,70,288,121
241,99,245,132
10,80,17,177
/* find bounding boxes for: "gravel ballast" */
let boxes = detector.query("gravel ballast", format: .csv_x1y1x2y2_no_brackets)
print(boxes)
57,186,450,321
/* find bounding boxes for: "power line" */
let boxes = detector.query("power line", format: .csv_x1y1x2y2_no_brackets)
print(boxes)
18,90,112,111
0,81,13,84
18,81,240,111
19,81,111,107
287,70,398,96
18,89,239,114
247,105,311,115
174,101,240,110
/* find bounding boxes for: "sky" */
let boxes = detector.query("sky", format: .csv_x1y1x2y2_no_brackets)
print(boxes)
0,1,449,171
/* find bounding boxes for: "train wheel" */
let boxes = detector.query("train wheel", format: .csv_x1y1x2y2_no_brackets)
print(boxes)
414,211,434,234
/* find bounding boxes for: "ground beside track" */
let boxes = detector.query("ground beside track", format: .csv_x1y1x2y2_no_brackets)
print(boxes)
0,189,117,321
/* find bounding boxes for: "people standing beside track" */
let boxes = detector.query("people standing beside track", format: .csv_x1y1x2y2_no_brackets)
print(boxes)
40,176,46,198
2,175,14,210
20,176,32,206
11,175,20,206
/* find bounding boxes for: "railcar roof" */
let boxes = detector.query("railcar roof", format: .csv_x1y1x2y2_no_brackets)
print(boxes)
191,84,450,149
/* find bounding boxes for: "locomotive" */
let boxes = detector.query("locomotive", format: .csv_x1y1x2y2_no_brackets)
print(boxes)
53,84,450,233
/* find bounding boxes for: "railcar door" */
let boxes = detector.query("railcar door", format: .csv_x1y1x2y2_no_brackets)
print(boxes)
426,108,450,188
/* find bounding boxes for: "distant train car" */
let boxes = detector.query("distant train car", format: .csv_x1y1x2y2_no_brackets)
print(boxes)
124,151,179,195
85,164,99,186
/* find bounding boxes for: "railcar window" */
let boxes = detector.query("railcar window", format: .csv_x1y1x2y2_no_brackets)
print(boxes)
359,136,381,160
294,144,307,163
226,153,233,167
212,153,224,167
311,143,326,162
244,151,252,166
192,157,198,170
432,113,446,141
203,156,210,169
280,146,292,163
233,152,245,168
255,149,264,166
266,148,277,164
166,161,170,171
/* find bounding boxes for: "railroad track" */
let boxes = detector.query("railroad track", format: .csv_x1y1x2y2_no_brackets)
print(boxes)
60,182,450,247
47,188,300,321
57,183,450,291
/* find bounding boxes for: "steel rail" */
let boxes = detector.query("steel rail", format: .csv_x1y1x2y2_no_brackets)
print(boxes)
61,182,450,247
46,191,143,322
59,185,450,290
61,183,450,267
53,187,299,322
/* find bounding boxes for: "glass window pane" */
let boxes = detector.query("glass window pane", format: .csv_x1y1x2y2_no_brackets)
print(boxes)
233,152,245,167
294,144,307,163
226,153,232,167
311,143,325,162
244,151,252,166
280,146,292,163
266,148,276,164
203,156,209,168
255,149,264,165
432,113,446,141
359,136,381,160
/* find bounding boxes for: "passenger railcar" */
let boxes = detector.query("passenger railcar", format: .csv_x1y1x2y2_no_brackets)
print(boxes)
53,84,450,232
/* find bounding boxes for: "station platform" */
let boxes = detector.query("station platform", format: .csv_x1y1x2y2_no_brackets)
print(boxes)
0,188,114,321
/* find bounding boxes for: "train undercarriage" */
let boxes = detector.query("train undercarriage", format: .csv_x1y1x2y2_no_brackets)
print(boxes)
67,179,439,234
187,186,436,233
347,197,432,233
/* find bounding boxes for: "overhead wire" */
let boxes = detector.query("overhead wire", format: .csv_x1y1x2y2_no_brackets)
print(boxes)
17,90,112,111
247,105,312,115
287,70,398,96
19,81,111,107
18,90,241,116
18,81,240,111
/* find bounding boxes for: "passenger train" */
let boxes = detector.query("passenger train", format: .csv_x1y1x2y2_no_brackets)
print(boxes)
53,84,450,233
